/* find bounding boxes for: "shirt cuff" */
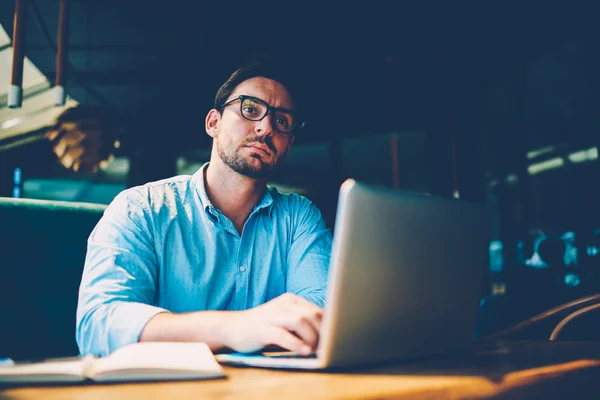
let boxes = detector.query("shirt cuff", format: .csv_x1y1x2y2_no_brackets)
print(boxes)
107,302,168,355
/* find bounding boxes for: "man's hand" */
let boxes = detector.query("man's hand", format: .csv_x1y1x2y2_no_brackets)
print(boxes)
221,293,322,355
139,293,323,355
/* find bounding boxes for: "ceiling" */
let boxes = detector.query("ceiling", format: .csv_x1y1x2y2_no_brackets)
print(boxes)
0,1,595,160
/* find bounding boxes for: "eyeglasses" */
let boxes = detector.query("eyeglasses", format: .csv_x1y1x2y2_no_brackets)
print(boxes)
221,95,301,134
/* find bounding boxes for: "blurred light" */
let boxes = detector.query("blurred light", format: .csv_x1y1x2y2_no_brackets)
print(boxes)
490,240,504,251
0,116,24,129
491,282,506,295
528,157,564,175
561,231,575,241
13,167,22,185
527,146,555,159
568,147,598,163
488,179,500,188
588,246,599,257
101,156,129,176
453,190,460,199
564,273,581,287
489,240,504,272
505,174,519,184
114,140,121,149
526,252,546,268
176,156,204,176
12,186,21,198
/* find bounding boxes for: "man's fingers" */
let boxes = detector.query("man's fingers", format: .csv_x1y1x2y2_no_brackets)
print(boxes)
277,309,320,350
289,303,323,333
280,293,323,317
267,327,312,355
283,293,323,317
266,294,323,349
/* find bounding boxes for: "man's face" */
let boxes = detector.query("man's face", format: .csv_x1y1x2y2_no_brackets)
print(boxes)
208,77,296,179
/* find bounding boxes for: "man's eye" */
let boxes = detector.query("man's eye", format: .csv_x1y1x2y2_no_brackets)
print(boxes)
243,106,258,115
276,117,289,127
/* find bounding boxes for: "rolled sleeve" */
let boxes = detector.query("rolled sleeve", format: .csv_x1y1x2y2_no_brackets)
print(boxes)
286,200,332,308
76,190,167,356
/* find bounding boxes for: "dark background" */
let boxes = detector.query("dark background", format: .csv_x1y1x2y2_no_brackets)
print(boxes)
1,0,600,336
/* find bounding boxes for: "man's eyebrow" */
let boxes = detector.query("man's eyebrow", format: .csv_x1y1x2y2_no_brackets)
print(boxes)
245,95,295,114
276,106,295,114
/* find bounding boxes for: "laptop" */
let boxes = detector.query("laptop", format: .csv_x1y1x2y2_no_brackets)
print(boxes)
216,179,491,370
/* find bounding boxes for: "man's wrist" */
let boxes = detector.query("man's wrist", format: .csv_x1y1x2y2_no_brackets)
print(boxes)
212,310,240,350
182,310,240,351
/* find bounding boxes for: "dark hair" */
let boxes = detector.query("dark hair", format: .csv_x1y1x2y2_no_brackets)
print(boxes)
214,57,303,119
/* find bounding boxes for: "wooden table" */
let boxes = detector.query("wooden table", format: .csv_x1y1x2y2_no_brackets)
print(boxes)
2,341,600,399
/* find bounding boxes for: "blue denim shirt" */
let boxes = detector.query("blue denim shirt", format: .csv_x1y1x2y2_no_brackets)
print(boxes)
76,163,332,356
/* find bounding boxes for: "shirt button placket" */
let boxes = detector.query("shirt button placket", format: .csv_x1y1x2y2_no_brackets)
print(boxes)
236,263,249,309
237,217,254,309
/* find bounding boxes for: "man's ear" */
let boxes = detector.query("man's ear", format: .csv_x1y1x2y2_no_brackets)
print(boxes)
205,109,221,138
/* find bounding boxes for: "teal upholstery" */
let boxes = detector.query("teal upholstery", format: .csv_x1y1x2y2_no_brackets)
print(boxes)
0,197,105,360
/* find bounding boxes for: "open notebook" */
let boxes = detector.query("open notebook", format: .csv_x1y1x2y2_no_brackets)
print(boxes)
0,342,225,384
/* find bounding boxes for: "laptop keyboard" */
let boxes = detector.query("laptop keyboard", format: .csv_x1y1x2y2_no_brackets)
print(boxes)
263,352,318,359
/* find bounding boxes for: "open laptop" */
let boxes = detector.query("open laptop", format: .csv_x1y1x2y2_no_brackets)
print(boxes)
216,179,491,370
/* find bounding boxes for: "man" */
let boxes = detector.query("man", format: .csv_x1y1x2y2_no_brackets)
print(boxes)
76,59,332,357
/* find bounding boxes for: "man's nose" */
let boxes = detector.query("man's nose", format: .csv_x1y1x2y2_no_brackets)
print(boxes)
254,113,274,137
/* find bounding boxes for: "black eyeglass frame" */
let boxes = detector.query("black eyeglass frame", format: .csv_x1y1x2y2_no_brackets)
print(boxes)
220,95,305,134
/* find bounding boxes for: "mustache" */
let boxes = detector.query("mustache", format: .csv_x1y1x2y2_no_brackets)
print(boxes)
241,136,277,155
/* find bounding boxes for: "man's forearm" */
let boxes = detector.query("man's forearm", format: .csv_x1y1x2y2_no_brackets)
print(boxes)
139,310,237,352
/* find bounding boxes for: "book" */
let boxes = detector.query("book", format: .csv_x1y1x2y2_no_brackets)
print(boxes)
0,342,225,384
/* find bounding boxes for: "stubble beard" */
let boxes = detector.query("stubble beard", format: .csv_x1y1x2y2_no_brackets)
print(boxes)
216,136,286,179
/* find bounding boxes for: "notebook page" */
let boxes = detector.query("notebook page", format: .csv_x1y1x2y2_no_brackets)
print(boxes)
87,342,225,382
0,356,95,383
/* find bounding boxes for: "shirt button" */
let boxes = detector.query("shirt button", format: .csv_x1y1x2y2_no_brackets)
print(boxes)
239,266,246,272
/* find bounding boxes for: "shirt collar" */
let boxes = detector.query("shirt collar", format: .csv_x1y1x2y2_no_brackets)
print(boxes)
255,186,274,215
192,162,275,218
192,163,216,217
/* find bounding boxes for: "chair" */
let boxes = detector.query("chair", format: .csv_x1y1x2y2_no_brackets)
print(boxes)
0,197,105,360
482,293,600,342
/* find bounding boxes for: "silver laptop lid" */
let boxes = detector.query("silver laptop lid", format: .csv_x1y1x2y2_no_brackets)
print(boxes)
319,180,491,367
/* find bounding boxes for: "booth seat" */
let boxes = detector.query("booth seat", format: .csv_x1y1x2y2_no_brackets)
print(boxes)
0,197,105,359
